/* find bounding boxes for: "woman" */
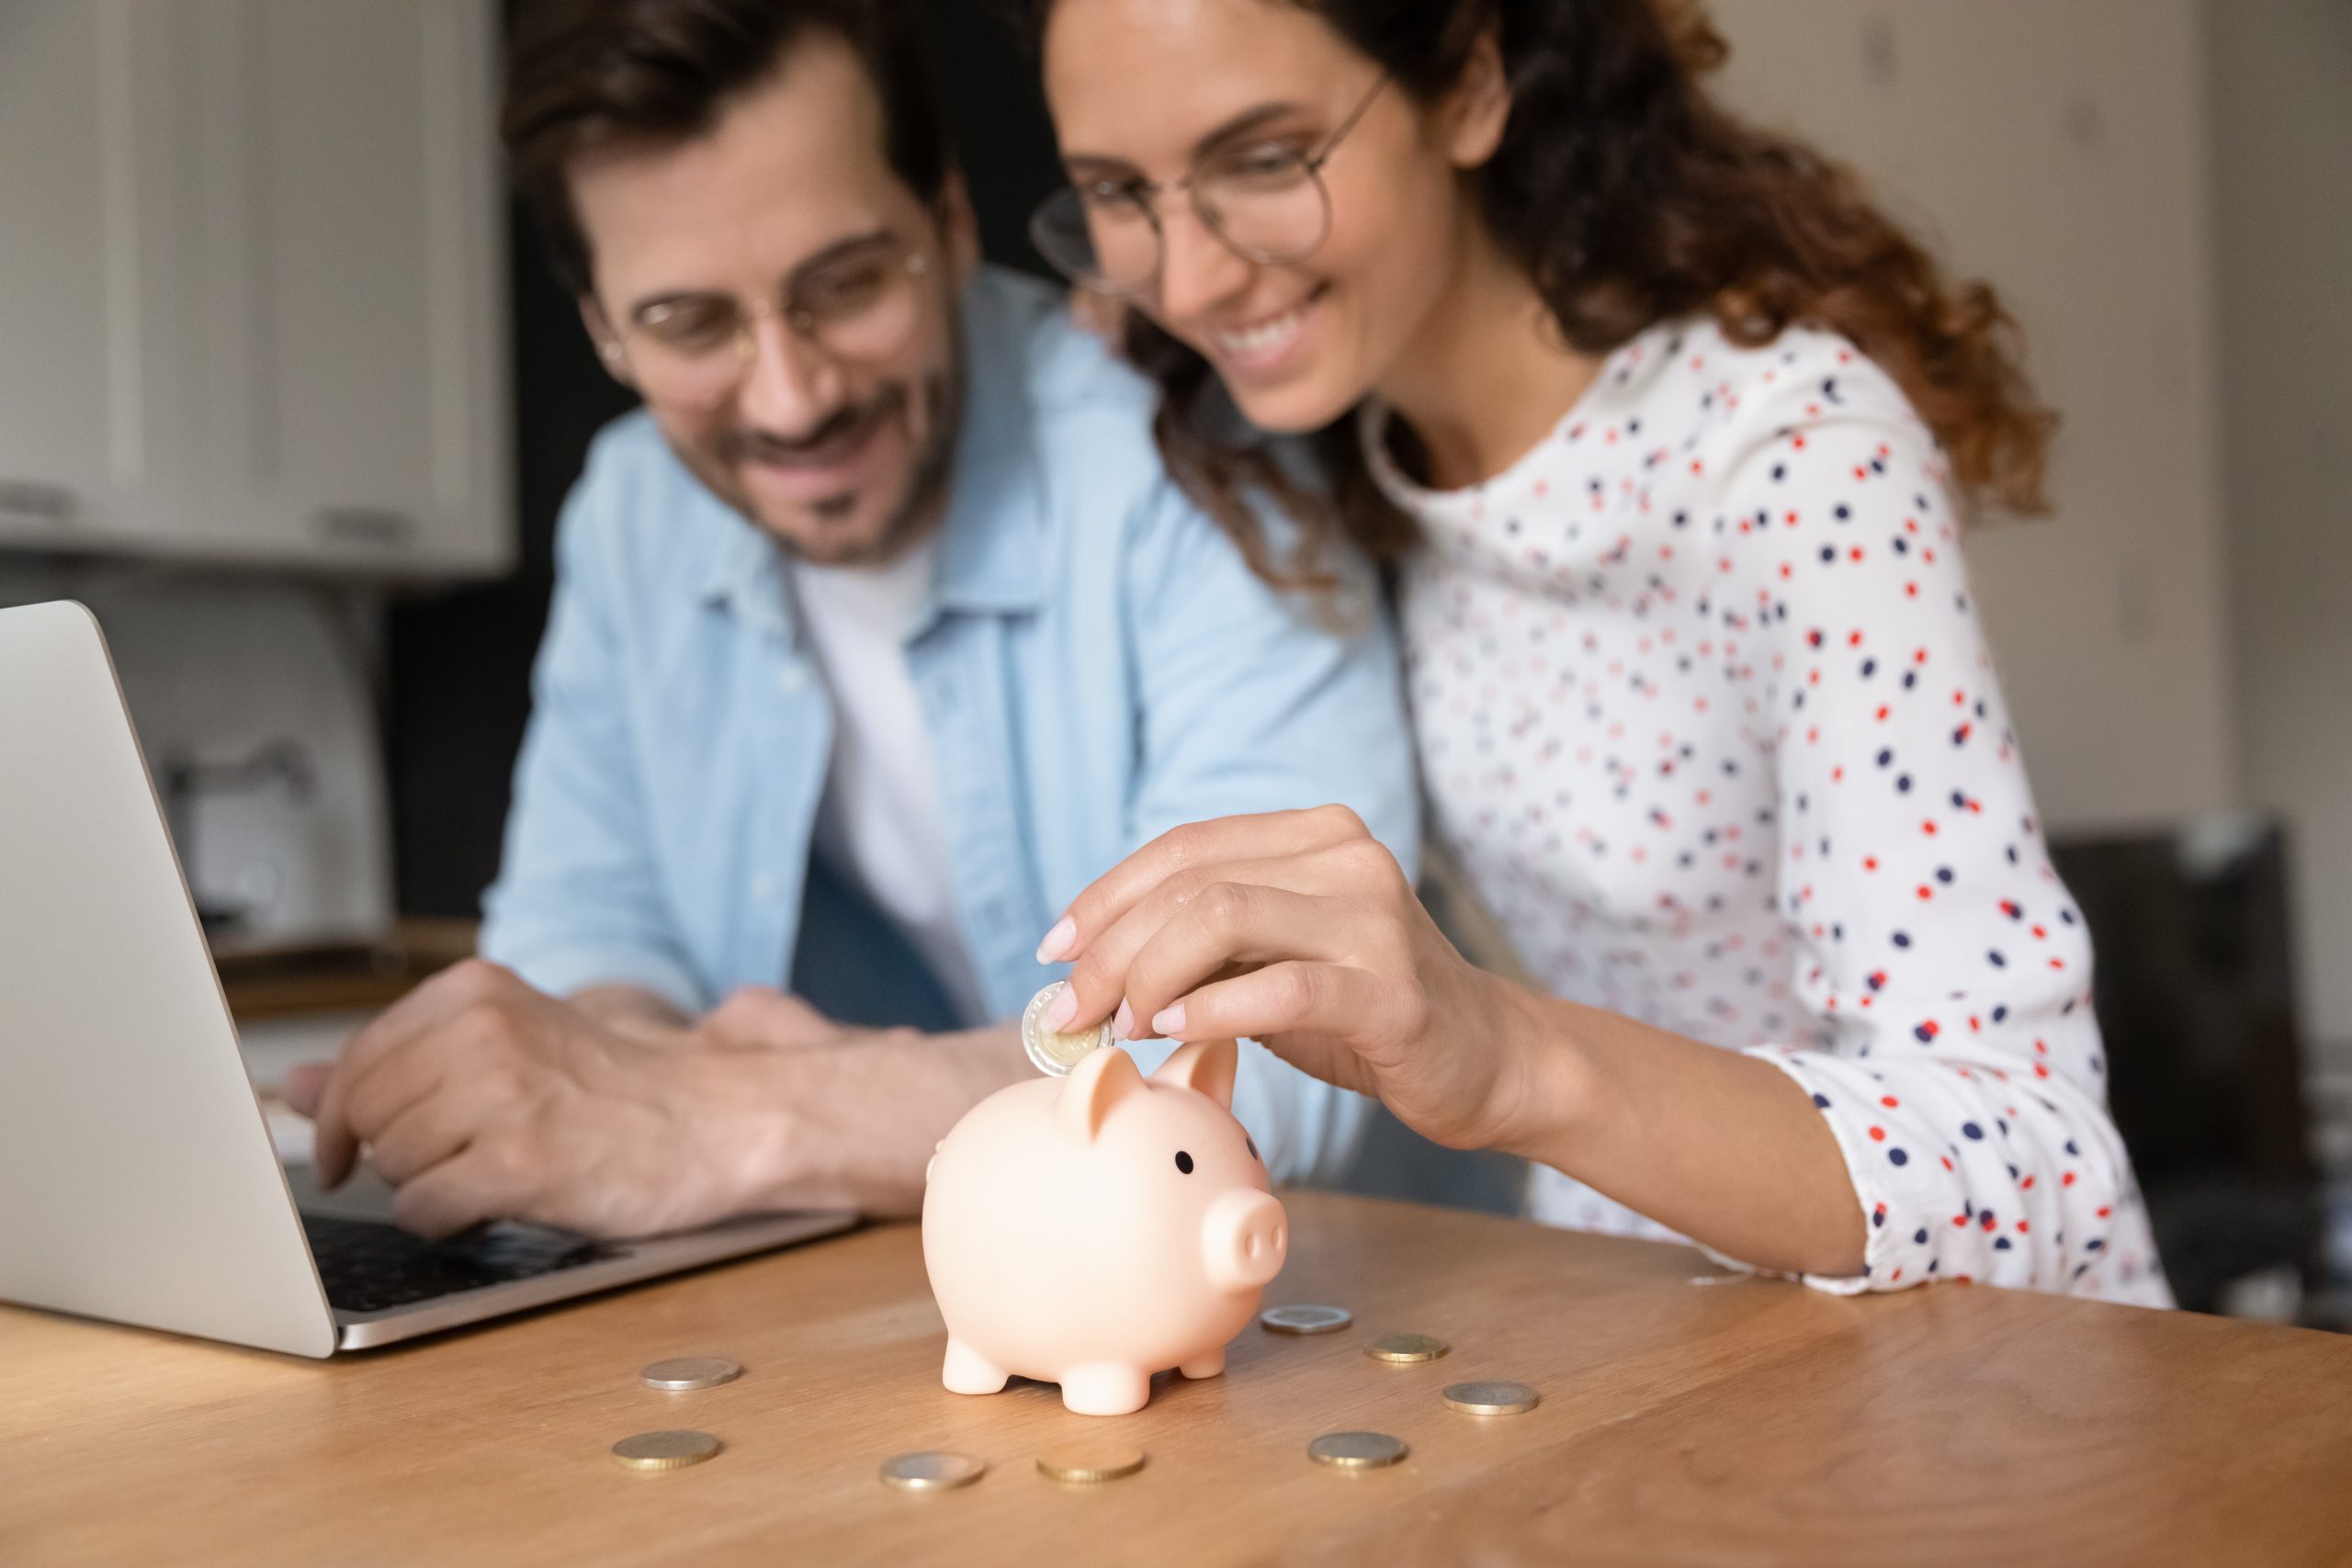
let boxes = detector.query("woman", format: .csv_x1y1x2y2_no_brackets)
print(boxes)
1023,0,2165,1303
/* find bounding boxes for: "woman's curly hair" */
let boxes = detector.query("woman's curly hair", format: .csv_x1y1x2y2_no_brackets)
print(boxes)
1025,0,2056,586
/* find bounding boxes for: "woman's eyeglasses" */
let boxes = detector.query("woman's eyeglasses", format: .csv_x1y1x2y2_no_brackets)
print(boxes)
1030,75,1388,297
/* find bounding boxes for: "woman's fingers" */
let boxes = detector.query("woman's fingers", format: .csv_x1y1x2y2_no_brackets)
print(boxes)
1148,959,1386,1057
1111,881,1372,1036
1037,806,1371,966
1056,840,1383,1028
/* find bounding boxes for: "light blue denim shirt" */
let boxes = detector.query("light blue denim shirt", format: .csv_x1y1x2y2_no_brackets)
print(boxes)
481,266,1419,1183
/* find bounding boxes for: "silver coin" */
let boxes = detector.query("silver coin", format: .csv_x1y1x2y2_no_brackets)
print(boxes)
639,1356,742,1391
880,1450,988,1492
1021,981,1114,1077
1442,1380,1541,1416
1307,1431,1410,1471
1260,1303,1353,1336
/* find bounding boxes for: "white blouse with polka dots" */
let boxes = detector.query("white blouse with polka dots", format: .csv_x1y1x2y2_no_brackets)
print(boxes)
1369,316,2171,1306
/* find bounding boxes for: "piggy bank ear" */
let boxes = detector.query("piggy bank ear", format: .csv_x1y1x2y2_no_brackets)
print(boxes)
1057,1044,1148,1143
1150,1038,1238,1111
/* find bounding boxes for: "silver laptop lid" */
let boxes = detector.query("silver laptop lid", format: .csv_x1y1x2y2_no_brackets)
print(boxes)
0,601,335,1357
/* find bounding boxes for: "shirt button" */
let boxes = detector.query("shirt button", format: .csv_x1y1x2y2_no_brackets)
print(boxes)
776,666,808,694
752,874,778,902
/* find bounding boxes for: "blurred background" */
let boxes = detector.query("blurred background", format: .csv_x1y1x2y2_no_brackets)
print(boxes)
0,0,2345,1325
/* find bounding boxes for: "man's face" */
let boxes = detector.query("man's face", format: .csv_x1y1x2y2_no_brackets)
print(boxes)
569,35,974,565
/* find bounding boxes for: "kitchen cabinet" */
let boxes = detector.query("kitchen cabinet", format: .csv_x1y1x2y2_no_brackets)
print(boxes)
0,0,512,576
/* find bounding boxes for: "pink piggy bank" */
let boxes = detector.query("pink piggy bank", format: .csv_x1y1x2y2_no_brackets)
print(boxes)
921,1038,1287,1416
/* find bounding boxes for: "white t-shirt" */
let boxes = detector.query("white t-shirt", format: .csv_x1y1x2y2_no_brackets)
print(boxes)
789,543,989,1027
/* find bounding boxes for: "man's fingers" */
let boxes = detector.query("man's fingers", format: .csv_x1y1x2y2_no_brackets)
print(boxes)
1043,807,1369,966
282,1061,331,1118
363,1088,480,1188
311,960,518,1184
390,1147,529,1240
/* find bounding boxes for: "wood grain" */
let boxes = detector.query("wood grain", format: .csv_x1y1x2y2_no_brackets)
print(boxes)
2,1191,2347,1566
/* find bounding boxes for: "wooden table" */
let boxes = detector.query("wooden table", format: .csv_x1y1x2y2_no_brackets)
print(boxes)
5,1192,2350,1566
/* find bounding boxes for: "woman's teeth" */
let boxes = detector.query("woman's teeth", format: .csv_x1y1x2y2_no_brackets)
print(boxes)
1215,302,1309,360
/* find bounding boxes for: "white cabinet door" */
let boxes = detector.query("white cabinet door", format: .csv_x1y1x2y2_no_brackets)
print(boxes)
0,3,203,553
0,0,511,575
196,0,512,573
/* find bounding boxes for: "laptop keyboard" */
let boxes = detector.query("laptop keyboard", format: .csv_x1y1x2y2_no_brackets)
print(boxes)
300,1213,616,1315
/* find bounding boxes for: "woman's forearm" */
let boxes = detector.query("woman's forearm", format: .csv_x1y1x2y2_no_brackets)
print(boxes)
1490,984,1868,1278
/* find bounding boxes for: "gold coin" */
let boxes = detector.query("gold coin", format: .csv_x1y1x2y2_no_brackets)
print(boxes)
1260,1303,1352,1336
639,1356,743,1391
879,1450,988,1492
1022,982,1115,1077
1035,1443,1148,1483
1363,1332,1451,1363
611,1429,720,1471
1307,1431,1409,1471
1442,1380,1541,1416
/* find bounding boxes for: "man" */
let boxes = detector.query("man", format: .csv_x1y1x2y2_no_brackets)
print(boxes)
284,0,1416,1239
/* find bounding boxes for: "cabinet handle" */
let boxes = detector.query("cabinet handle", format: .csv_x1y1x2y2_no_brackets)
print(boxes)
0,480,76,524
313,506,416,547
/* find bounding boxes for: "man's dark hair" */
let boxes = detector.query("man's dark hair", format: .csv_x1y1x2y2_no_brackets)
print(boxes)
503,0,954,297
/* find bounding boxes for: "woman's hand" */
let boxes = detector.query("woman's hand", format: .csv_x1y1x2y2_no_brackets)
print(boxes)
1039,806,1544,1150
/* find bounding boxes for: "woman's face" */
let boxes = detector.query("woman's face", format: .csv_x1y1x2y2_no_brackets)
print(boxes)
1042,0,1496,434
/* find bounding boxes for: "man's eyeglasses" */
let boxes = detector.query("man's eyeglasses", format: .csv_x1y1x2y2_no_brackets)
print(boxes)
597,239,933,411
1029,75,1387,297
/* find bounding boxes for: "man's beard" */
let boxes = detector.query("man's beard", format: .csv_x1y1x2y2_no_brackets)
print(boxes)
719,315,965,570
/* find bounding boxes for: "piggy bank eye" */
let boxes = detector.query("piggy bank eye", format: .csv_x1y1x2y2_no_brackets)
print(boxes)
1173,1150,1194,1175
1245,1134,1260,1163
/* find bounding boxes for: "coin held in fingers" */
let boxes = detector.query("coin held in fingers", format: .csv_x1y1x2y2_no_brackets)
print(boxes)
1022,981,1114,1077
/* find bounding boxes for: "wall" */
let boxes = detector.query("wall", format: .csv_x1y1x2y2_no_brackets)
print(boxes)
2204,0,2352,1061
0,563,393,950
1704,0,2242,831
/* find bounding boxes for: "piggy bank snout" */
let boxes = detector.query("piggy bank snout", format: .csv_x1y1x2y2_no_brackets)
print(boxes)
1202,1189,1288,1292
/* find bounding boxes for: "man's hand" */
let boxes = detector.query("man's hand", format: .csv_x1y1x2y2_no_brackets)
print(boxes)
281,960,766,1238
282,962,1029,1238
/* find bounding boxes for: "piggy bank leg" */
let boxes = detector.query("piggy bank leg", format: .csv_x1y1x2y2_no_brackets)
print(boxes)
941,1337,1010,1396
1059,1364,1150,1416
1178,1349,1226,1381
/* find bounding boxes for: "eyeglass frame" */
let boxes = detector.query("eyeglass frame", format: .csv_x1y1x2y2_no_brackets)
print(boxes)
593,238,936,404
1030,73,1390,297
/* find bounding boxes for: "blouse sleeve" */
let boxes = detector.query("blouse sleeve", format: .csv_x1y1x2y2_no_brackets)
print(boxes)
1717,354,2143,1296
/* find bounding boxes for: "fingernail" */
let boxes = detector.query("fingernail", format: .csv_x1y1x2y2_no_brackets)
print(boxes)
1151,1001,1187,1037
1035,916,1077,964
1046,985,1079,1030
1114,999,1135,1039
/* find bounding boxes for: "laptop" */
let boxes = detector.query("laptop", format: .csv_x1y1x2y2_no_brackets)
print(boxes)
0,600,855,1356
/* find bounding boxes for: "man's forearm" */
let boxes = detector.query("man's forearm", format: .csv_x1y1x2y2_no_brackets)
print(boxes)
570,984,694,1043
730,1024,1032,1216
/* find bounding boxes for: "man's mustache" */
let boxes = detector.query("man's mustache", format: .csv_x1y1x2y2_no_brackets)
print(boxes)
721,384,908,465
